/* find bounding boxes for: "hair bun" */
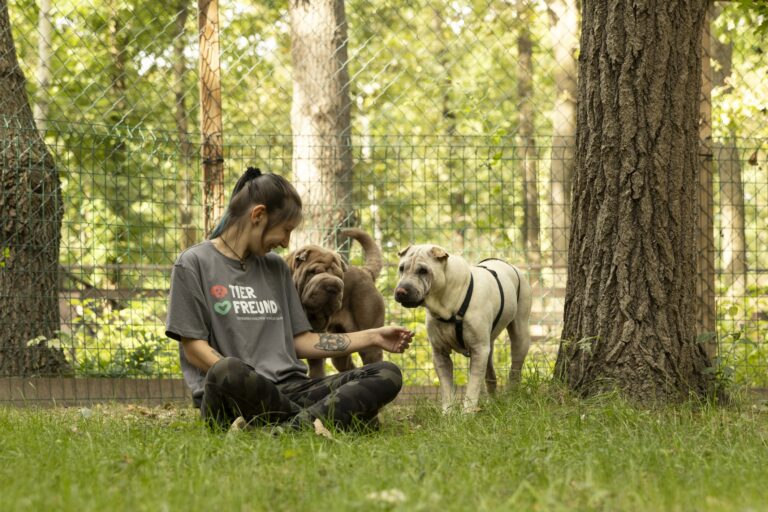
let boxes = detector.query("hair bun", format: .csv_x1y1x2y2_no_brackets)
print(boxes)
244,166,262,180
231,166,263,196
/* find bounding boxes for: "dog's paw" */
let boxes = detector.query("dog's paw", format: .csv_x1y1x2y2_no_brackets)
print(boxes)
462,405,482,414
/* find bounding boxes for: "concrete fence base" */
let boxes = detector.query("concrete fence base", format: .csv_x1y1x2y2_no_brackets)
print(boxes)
0,378,448,407
0,377,191,406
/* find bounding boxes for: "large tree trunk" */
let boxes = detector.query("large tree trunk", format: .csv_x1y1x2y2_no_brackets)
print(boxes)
695,5,716,358
0,0,69,376
548,0,578,270
554,0,712,401
33,0,52,133
289,0,354,248
517,4,541,268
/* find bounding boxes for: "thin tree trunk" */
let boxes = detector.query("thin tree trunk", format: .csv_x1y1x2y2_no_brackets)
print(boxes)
108,3,128,126
107,0,129,289
33,0,51,133
718,142,746,298
173,1,197,249
289,0,355,248
554,0,712,402
517,4,541,267
548,0,577,270
198,0,224,236
0,0,69,376
432,6,464,252
103,0,131,292
709,7,745,299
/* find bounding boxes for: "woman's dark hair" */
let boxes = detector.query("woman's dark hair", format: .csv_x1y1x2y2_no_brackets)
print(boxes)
209,167,303,239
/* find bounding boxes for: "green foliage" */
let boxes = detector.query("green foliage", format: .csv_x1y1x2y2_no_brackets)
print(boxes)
736,0,768,34
711,4,768,139
3,1,768,388
712,297,768,389
58,298,179,377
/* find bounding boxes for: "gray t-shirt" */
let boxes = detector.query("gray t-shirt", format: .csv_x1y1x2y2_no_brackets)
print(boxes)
166,241,312,398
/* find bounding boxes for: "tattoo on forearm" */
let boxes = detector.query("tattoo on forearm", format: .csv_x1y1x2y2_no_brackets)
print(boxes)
209,346,223,359
315,333,351,352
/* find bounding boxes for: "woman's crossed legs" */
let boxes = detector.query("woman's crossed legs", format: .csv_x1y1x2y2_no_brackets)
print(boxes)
200,357,403,431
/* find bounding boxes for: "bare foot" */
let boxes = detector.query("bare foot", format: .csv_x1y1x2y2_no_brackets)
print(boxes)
229,416,247,432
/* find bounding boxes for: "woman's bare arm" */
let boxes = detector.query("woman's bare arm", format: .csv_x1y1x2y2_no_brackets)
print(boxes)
180,338,223,371
293,327,413,360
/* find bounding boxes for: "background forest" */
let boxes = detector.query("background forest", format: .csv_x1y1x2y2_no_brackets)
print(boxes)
3,0,767,390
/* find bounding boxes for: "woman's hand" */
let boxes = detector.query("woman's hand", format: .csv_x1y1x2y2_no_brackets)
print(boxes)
371,326,414,354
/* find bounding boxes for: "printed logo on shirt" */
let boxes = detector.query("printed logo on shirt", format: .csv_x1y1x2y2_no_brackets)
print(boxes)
210,285,228,299
209,284,282,320
210,285,232,316
213,300,232,315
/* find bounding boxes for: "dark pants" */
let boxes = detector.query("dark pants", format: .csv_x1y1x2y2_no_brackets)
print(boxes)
200,357,403,431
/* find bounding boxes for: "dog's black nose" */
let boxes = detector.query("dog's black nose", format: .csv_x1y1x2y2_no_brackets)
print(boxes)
324,283,342,294
394,287,408,302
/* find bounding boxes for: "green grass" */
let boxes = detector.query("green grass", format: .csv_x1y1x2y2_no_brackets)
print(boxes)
1,384,767,511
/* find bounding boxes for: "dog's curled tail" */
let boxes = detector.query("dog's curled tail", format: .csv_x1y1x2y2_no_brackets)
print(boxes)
339,228,383,280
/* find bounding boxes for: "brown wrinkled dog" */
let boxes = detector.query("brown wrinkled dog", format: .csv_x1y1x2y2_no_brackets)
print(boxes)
285,228,385,378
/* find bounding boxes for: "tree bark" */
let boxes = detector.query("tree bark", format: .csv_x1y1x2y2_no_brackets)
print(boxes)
517,4,541,267
0,0,69,376
554,0,712,401
107,0,129,288
289,0,355,248
198,0,224,237
695,5,716,358
33,0,52,133
548,0,578,269
173,1,197,249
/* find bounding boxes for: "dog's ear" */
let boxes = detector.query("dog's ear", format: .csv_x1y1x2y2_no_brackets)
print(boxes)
296,248,312,264
397,245,411,257
429,246,449,261
286,248,311,270
334,253,349,272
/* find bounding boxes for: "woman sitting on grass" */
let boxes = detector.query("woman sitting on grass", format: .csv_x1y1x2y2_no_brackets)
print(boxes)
165,166,413,432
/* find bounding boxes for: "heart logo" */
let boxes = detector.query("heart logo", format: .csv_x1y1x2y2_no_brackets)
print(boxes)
210,285,228,299
213,300,232,315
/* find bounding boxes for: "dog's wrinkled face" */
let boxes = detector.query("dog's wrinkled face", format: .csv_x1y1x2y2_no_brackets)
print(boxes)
286,245,347,330
394,245,448,308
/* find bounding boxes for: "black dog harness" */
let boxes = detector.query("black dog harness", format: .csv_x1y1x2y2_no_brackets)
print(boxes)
436,259,521,355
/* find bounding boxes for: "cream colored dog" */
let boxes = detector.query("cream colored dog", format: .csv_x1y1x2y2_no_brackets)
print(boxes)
394,245,532,413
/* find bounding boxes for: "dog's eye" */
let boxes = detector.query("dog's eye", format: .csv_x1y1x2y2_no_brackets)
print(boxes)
417,267,428,275
398,264,404,273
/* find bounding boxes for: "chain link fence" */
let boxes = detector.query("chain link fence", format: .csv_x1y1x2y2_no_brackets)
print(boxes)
1,0,766,404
